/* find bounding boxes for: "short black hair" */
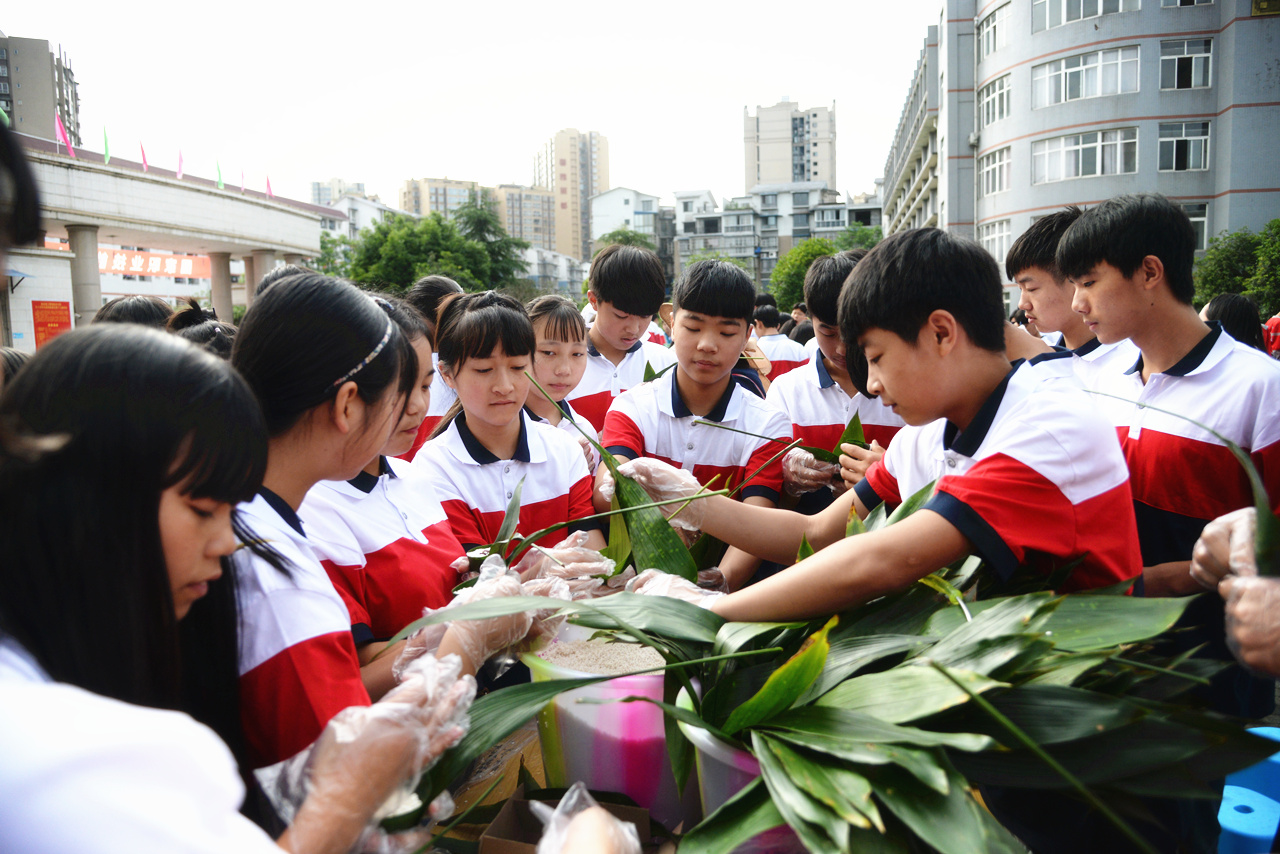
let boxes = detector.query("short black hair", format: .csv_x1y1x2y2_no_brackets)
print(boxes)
753,305,783,328
588,245,666,316
1204,293,1266,352
754,293,777,308
167,297,237,360
805,249,866,325
0,121,41,248
793,302,807,315
673,260,755,322
93,295,174,328
1056,193,1197,304
839,228,1006,357
256,263,307,296
405,275,463,328
789,320,815,345
1005,206,1083,282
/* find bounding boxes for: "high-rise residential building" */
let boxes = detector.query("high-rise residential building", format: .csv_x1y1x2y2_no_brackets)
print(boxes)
744,99,837,193
310,178,365,206
490,184,556,251
398,177,482,218
0,33,79,146
533,129,610,261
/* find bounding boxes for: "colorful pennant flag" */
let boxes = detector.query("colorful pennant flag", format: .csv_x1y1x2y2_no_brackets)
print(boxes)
55,113,76,158
176,151,184,180
240,170,245,194
141,143,149,173
103,128,110,164
266,177,274,198
216,161,224,190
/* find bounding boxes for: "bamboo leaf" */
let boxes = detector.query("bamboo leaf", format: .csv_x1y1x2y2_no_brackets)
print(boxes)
599,494,632,568
676,777,786,854
836,411,868,451
884,479,937,526
981,684,1145,744
861,499,888,533
763,706,993,752
567,592,723,645
688,532,729,571
722,616,837,735
916,573,972,622
815,665,1005,723
492,476,526,552
802,633,935,703
919,593,1057,671
1040,594,1194,651
796,533,815,562
756,736,882,831
752,730,852,853
713,620,804,659
612,473,699,582
846,502,868,537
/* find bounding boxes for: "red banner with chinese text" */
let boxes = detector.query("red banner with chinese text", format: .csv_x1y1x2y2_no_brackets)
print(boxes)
32,300,73,348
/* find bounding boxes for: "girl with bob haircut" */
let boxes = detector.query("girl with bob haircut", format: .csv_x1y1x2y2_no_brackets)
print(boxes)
299,295,466,701
415,291,606,553
0,324,471,854
398,275,465,461
525,293,598,470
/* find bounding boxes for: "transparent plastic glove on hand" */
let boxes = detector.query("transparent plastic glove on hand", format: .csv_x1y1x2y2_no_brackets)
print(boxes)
518,576,572,643
627,568,724,608
697,568,729,593
599,457,707,531
1222,575,1280,677
1191,507,1258,591
532,781,641,854
392,623,449,683
447,558,535,670
782,447,840,497
513,531,616,583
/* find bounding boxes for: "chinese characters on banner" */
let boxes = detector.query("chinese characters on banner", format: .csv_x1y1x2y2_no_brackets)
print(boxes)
95,249,211,279
31,301,73,349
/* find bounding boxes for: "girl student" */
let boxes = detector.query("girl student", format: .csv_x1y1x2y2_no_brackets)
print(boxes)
0,324,469,854
298,295,466,701
230,274,533,768
415,291,607,554
524,294,599,470
397,275,464,462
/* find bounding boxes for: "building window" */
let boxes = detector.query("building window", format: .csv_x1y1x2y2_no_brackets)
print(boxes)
979,221,1012,264
560,202,567,209
1033,0,1140,32
0,66,7,77
793,214,809,227
1162,0,1212,5
0,83,7,94
1161,39,1212,89
1159,121,1210,171
682,201,692,212
762,194,777,207
1032,127,1137,183
978,147,1011,196
1032,46,1139,107
793,192,809,206
1181,203,1208,249
978,4,1011,60
979,75,1011,128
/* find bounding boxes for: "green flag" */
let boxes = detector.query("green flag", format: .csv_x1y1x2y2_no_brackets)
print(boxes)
217,161,224,189
103,128,110,164
0,108,9,128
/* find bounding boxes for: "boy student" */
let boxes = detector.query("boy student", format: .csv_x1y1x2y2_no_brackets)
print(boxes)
598,260,793,589
1008,207,1137,387
752,304,810,381
623,228,1141,616
566,245,676,432
1058,193,1280,717
766,249,905,510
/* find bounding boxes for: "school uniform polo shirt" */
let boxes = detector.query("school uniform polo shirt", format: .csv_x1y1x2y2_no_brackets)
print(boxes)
233,491,370,768
1089,323,1280,566
414,411,602,552
1067,337,1140,392
855,354,1141,593
565,338,677,433
601,368,792,503
299,457,464,644
646,321,668,346
396,353,456,463
766,355,906,453
755,332,810,381
525,399,600,472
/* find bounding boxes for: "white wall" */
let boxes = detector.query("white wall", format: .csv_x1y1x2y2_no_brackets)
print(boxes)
4,247,75,353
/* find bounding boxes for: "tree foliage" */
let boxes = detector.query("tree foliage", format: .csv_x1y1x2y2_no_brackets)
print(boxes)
595,227,656,253
315,231,353,278
344,213,489,292
834,223,883,252
769,238,838,310
452,190,531,286
1194,218,1280,317
684,249,752,274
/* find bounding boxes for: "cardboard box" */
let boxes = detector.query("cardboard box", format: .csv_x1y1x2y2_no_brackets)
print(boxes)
478,786,651,854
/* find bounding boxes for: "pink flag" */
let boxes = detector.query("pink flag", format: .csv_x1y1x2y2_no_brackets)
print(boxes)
176,151,183,179
140,143,149,172
266,177,274,198
240,170,245,194
55,113,76,158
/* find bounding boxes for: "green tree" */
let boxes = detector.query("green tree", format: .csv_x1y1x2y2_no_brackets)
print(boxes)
1194,218,1280,317
684,250,752,273
594,227,656,253
345,213,490,292
768,238,837,310
834,223,882,252
452,190,531,287
315,231,352,277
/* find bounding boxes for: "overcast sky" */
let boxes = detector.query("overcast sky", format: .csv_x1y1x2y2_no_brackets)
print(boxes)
8,1,942,208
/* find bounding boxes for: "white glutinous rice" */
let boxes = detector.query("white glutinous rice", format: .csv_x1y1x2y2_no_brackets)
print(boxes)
539,639,665,676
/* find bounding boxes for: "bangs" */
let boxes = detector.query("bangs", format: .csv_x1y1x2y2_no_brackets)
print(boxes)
536,306,586,345
442,298,535,367
165,373,268,505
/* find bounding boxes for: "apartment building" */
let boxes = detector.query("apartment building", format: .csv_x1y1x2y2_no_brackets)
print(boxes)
0,33,79,146
310,178,366,206
533,129,610,261
490,184,556,251
744,99,838,193
398,177,483,218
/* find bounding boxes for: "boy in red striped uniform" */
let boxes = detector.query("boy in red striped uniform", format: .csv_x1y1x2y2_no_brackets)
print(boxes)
751,304,810,381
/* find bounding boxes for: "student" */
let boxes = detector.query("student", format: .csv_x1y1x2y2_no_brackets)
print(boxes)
1009,207,1137,387
93,293,174,327
1266,310,1280,356
298,296,463,701
415,291,606,554
623,228,1141,611
566,245,676,432
0,346,30,384
645,316,668,346
167,296,237,359
255,263,308,297
752,304,809,381
399,275,464,462
766,250,905,509
1057,193,1280,717
525,294,599,470
1201,292,1268,353
598,260,793,589
0,324,471,854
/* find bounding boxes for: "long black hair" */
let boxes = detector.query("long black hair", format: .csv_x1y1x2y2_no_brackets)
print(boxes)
93,294,175,327
0,120,41,248
168,296,237,359
1204,293,1267,352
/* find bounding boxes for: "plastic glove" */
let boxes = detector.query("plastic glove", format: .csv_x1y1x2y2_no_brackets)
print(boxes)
782,447,840,496
599,457,707,532
1191,507,1258,591
697,568,729,593
519,576,573,643
532,782,641,854
513,531,616,583
626,568,725,609
269,654,476,854
1221,575,1280,677
838,440,885,489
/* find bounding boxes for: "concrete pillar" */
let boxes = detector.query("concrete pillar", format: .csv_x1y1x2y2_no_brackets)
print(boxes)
283,253,305,267
209,252,232,323
66,224,101,325
251,249,277,303
241,255,256,307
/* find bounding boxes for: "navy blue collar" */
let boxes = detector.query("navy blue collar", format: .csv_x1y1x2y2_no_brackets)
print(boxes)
671,372,734,421
524,399,573,423
943,362,1019,457
815,353,836,389
1072,337,1102,357
456,412,531,464
347,457,392,494
259,488,305,536
587,337,643,358
1124,322,1220,377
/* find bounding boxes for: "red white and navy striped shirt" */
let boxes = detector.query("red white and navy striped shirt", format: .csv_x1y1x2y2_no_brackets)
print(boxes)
755,332,809,381
396,353,455,463
1065,337,1140,392
602,368,792,503
299,457,463,644
565,339,677,433
855,354,1141,593
765,355,905,453
233,492,370,768
414,411,602,552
